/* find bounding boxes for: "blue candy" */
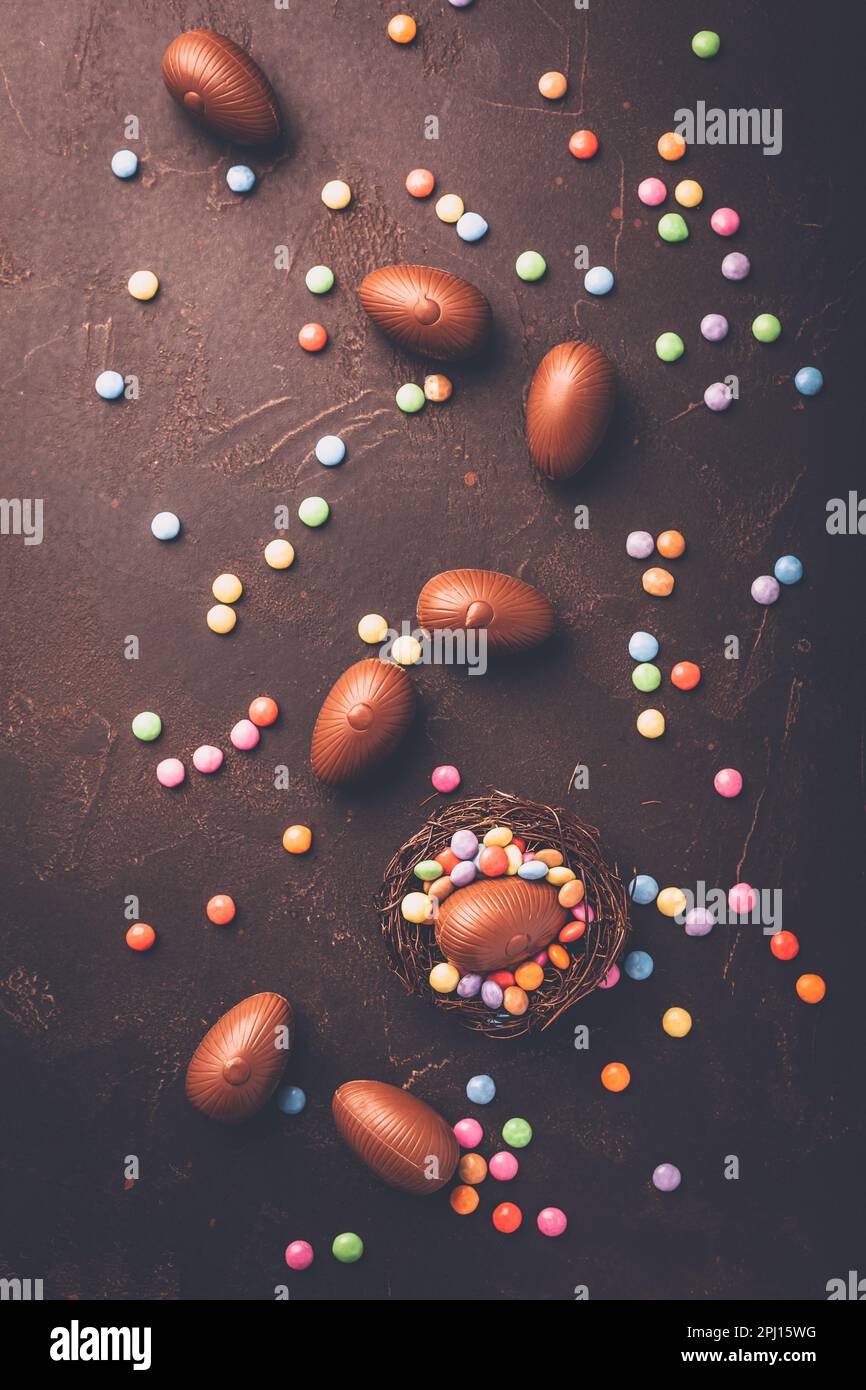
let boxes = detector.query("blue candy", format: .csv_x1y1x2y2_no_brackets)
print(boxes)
276,1084,306,1115
150,511,181,541
111,149,139,179
518,860,549,880
466,1073,496,1104
456,212,488,242
226,164,256,194
95,370,125,400
794,366,823,396
628,630,659,662
315,434,346,467
585,266,614,296
774,554,803,585
625,950,654,980
629,874,659,905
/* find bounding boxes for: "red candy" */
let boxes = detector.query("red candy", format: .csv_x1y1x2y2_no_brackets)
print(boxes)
512,837,526,853
405,168,435,198
488,970,515,988
559,920,586,943
298,322,328,352
126,922,156,951
436,848,460,875
770,930,799,961
492,1202,523,1234
568,129,599,159
249,696,279,726
478,845,508,877
671,661,701,690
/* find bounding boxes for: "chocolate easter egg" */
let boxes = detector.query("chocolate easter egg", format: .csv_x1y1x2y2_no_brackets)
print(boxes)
436,877,568,973
358,265,491,360
526,341,615,480
333,1080,459,1195
416,568,554,655
185,992,291,1124
162,30,281,145
311,659,415,785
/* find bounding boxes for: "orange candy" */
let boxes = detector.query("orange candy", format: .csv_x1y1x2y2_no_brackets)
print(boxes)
642,566,675,596
283,824,312,854
796,973,826,1004
126,922,156,951
558,878,584,908
514,962,544,991
657,529,686,558
298,322,328,352
492,1202,523,1233
548,943,570,969
658,131,686,161
503,985,529,1015
387,14,417,43
458,1152,488,1185
249,696,279,727
770,930,799,961
569,129,599,159
436,848,459,874
671,661,701,690
535,848,563,868
405,167,435,198
450,1184,479,1215
559,920,586,944
539,71,568,100
206,894,236,925
601,1062,631,1092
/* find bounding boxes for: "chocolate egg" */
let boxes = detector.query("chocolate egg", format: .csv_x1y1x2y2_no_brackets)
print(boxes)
185,992,291,1124
416,568,554,655
526,341,615,480
358,265,491,360
436,877,568,973
311,659,415,785
162,30,281,145
333,1080,459,1194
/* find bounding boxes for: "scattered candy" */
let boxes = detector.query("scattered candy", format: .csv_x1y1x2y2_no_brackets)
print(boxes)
387,13,417,43
728,882,757,915
298,496,330,527
432,764,461,793
435,193,465,223
111,149,138,179
126,922,156,951
249,696,279,727
671,660,701,690
212,573,242,603
585,266,614,296
156,757,185,788
794,366,823,396
321,179,352,209
601,1062,631,1092
721,251,750,281
424,373,453,402
692,30,720,58
315,435,346,467
515,250,547,281
298,322,328,352
285,1240,314,1270
652,1163,682,1192
128,270,159,301
657,529,685,558
751,575,780,605
466,1073,496,1105
657,887,686,917
656,332,684,362
657,131,686,161
150,510,180,541
626,530,654,559
358,613,388,644
492,1202,522,1233
331,1232,363,1263
226,164,255,193
796,973,826,1003
701,313,729,342
704,381,733,412
456,211,488,242
132,711,162,742
568,129,599,159
684,907,715,937
192,744,223,774
489,1151,519,1181
537,1207,568,1237
459,1153,488,1184
675,179,703,208
632,662,661,692
450,1185,480,1215
206,894,236,925
283,824,312,854
625,950,654,980
391,634,422,664
770,930,799,961
502,1117,532,1148
642,567,674,596
230,719,260,750
405,167,435,198
638,177,667,206
264,538,294,569
395,383,425,413
774,555,803,585
662,1007,692,1037
305,264,334,294
629,874,659,904
453,1118,484,1148
713,767,743,798
658,212,688,242
95,370,125,400
538,71,568,100
752,313,782,343
629,631,659,662
710,207,740,237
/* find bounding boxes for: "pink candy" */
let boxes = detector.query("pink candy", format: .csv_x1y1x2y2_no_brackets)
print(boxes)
714,767,743,798
728,882,757,915
710,207,740,236
453,1117,484,1149
638,177,667,206
572,902,595,923
598,963,620,989
533,950,549,966
285,1240,314,1271
230,719,260,751
537,1206,568,1238
156,757,185,787
432,764,461,793
489,1151,519,1181
193,744,224,774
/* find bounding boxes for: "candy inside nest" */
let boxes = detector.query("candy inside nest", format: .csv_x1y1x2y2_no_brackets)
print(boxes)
378,790,630,1038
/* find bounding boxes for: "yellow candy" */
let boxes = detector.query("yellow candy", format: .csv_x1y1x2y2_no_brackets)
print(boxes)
212,573,243,603
127,270,159,301
483,826,513,848
264,539,294,569
206,604,236,634
674,179,703,208
663,1007,693,1037
435,193,465,224
657,887,687,917
636,708,666,739
547,866,576,886
504,844,523,875
391,634,422,665
358,613,389,644
429,962,459,993
322,179,352,209
401,891,432,924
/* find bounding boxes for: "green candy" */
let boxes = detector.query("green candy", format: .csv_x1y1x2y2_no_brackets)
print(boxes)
691,30,721,59
395,383,425,413
332,1232,364,1264
414,860,443,882
515,250,547,282
658,213,689,243
298,496,330,527
502,1117,533,1149
752,313,782,343
132,711,162,742
655,332,685,362
632,662,661,693
305,264,334,294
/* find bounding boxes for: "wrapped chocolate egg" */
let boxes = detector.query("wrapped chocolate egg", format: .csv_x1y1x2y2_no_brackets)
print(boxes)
436,877,568,974
416,568,554,655
162,30,281,145
358,265,491,360
185,992,291,1124
333,1080,459,1194
311,659,415,785
526,341,615,480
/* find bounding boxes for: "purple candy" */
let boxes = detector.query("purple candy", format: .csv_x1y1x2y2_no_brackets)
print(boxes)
457,973,482,998
704,381,733,412
685,907,715,937
448,0,474,6
751,575,780,605
481,980,503,1009
700,313,728,342
652,1162,682,1192
450,829,479,860
450,859,477,888
721,251,750,281
626,530,654,559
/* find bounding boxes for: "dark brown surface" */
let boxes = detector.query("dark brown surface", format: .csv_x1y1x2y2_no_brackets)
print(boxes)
0,0,864,1302
417,566,555,653
332,1080,458,1195
526,340,616,478
358,263,491,359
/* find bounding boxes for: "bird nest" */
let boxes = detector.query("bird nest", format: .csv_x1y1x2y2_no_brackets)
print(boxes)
378,790,630,1038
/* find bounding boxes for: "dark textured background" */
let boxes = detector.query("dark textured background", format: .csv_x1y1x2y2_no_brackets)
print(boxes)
1,0,864,1302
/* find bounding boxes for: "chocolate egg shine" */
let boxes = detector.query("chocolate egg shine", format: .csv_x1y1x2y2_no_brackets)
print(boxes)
359,265,491,360
185,992,292,1124
333,1080,459,1194
526,341,615,479
436,876,568,973
162,29,281,145
417,569,554,655
311,659,415,785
